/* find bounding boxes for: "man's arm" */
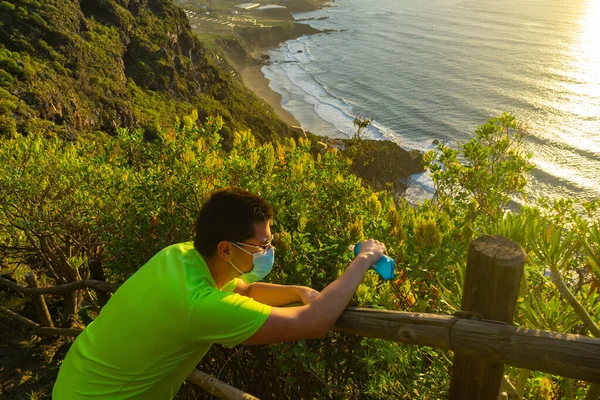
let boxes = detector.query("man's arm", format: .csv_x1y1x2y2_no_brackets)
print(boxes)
235,281,319,307
243,239,385,345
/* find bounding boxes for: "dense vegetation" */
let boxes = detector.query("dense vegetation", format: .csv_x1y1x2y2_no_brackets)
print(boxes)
0,110,598,399
1,0,599,398
0,0,292,143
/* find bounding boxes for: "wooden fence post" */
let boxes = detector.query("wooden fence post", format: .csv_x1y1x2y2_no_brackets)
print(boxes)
449,235,526,400
25,272,54,328
88,258,111,308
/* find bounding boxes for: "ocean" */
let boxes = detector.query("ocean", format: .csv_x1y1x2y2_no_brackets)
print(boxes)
261,0,600,204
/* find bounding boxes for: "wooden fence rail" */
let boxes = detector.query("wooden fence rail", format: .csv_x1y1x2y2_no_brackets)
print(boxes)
334,308,600,384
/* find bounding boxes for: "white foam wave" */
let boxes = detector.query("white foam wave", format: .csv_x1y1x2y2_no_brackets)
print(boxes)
406,172,435,205
264,38,434,152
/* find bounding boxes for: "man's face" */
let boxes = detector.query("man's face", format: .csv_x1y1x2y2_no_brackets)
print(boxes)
230,221,273,273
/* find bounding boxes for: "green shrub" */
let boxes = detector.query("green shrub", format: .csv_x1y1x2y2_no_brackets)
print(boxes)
0,53,22,76
0,114,17,138
0,112,596,398
0,97,17,114
0,1,15,12
424,113,533,222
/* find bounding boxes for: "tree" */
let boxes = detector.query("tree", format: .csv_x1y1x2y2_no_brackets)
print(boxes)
424,113,533,222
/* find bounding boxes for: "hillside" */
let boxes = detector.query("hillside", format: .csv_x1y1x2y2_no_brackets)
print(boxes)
0,0,293,143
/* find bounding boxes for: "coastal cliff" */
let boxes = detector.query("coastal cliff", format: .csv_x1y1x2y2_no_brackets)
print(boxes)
0,0,292,142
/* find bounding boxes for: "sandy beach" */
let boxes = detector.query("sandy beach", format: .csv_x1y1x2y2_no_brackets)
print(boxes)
238,64,302,128
190,0,328,131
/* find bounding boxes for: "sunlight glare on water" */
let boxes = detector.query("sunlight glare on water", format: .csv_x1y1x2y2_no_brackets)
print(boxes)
557,0,600,154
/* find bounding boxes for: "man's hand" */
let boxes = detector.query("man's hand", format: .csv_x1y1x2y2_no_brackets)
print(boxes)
357,238,386,265
297,287,319,305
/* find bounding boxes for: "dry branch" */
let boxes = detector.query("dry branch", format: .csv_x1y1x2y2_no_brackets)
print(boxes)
0,276,120,295
0,305,81,336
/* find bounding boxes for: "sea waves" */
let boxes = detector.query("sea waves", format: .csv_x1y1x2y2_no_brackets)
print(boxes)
261,0,600,204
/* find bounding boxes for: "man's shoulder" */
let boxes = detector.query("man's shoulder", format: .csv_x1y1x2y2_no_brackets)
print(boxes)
116,241,207,292
160,241,196,256
150,241,206,266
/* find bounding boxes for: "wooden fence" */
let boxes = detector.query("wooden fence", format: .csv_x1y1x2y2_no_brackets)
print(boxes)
1,235,600,399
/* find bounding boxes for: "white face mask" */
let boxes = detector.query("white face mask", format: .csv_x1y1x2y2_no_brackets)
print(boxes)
228,243,275,284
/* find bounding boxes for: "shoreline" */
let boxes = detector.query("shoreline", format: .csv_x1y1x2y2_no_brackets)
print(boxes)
182,0,333,133
238,63,302,128
223,2,332,132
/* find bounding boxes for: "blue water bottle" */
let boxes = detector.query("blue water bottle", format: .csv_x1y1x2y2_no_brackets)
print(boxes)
351,241,395,280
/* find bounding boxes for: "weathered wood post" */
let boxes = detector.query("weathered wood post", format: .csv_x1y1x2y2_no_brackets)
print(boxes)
449,235,526,400
25,272,54,327
88,258,111,308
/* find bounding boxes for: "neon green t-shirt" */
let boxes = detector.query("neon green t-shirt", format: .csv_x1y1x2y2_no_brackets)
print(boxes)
52,242,271,399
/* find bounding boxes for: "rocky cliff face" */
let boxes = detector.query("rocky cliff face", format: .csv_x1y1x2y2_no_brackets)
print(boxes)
0,0,290,141
342,138,425,194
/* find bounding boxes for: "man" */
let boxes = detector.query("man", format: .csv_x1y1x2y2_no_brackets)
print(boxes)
53,187,386,399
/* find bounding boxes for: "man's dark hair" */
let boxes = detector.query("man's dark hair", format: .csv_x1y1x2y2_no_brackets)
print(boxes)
194,187,274,258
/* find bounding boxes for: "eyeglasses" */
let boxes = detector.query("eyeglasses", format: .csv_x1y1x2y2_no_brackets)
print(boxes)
234,236,274,255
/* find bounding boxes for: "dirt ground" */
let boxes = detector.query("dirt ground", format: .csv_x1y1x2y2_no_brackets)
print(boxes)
0,312,71,399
